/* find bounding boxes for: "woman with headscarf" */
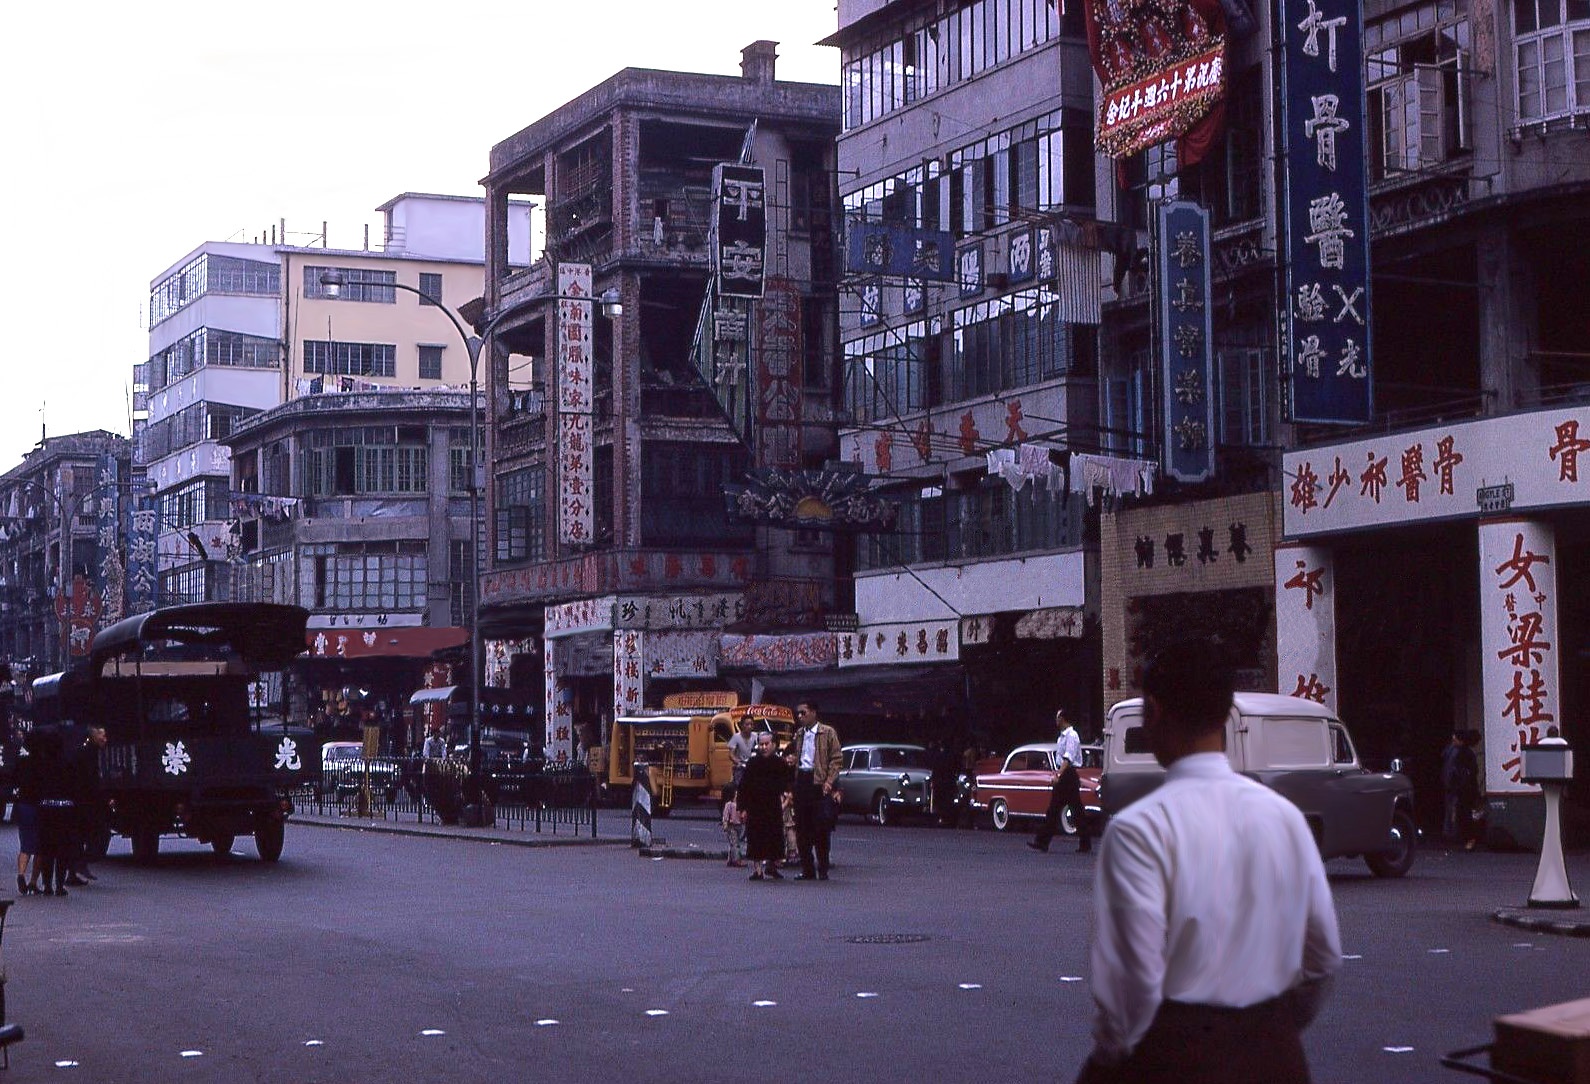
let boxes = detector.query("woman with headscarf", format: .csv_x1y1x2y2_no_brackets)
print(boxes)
735,730,790,881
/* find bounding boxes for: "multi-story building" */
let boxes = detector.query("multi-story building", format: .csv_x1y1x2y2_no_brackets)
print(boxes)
476,43,841,761
139,193,531,608
826,0,1115,747
1087,0,1590,842
0,431,134,675
224,389,479,748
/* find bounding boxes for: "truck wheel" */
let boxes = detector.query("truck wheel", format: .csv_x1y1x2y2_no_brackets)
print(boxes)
87,824,112,861
131,827,160,865
211,835,236,856
1365,809,1417,878
653,804,672,819
254,819,285,863
990,798,1012,832
872,792,892,826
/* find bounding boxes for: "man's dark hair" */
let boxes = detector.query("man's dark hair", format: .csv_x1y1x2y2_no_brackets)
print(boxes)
1142,639,1235,735
798,699,820,716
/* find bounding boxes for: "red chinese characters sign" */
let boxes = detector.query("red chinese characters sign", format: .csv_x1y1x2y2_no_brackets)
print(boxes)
1478,520,1559,793
556,263,594,545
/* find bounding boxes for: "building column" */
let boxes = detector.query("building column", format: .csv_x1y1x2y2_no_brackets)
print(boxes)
1476,226,1539,412
1476,518,1561,847
1274,542,1338,710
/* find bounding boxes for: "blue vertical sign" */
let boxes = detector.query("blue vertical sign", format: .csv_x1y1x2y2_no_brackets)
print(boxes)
1277,0,1373,423
1156,200,1216,483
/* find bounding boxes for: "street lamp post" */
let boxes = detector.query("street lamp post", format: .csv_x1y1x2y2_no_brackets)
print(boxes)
316,269,621,809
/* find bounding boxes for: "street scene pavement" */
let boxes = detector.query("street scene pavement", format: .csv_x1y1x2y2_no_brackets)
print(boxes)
3,809,1589,1083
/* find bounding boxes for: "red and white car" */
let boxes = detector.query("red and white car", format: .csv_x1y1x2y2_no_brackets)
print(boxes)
970,743,1102,834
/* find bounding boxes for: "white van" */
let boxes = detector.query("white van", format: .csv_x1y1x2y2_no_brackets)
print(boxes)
1099,692,1418,877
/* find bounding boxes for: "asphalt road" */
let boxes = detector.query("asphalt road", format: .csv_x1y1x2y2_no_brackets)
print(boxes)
4,810,1588,1083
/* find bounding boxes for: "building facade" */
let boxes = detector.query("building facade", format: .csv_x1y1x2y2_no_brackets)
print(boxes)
0,431,134,675
477,44,842,761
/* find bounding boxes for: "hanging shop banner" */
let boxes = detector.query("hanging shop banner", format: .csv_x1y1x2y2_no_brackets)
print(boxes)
644,630,720,679
756,277,804,470
845,221,956,281
545,639,577,763
1083,0,1228,161
544,595,614,639
1477,519,1559,795
556,262,594,544
96,455,125,626
720,632,837,672
957,241,984,298
1277,0,1373,424
613,629,644,714
837,620,959,668
614,593,748,631
1156,200,1216,483
712,164,766,299
126,500,158,615
1273,543,1337,709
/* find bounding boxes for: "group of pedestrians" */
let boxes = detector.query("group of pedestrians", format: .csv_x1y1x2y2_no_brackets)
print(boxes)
721,700,842,882
12,723,106,897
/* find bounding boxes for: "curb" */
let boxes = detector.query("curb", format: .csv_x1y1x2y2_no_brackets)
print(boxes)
1491,908,1590,938
638,845,730,860
292,815,632,849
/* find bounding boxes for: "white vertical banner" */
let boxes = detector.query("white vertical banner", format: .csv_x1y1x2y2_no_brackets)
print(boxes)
556,262,594,545
1274,543,1337,710
1478,519,1560,796
614,629,644,714
543,634,577,764
543,637,561,758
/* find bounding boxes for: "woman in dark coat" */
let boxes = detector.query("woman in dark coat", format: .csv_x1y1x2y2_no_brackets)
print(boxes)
32,726,74,897
735,732,790,881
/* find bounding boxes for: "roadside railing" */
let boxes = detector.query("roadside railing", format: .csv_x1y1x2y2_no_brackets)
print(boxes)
289,757,598,837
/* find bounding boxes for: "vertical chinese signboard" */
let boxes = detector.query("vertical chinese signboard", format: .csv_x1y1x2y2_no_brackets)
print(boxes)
556,262,593,546
96,454,125,626
1273,542,1337,709
1478,519,1559,797
1156,200,1215,483
1277,0,1373,423
126,499,158,614
755,277,804,470
712,164,765,299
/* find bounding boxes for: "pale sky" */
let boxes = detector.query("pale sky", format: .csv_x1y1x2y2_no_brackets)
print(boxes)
0,0,840,468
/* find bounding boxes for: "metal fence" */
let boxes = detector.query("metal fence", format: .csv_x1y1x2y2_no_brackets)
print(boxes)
290,757,598,837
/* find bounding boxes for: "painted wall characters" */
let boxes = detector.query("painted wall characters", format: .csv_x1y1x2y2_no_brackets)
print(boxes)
1478,520,1560,794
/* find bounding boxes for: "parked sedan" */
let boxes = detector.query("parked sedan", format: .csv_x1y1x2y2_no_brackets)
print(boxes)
834,744,935,825
970,743,1102,833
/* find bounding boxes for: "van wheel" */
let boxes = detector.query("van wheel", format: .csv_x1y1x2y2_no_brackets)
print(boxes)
131,827,160,865
990,798,1012,832
211,835,236,856
872,792,891,826
1366,809,1417,878
254,819,285,863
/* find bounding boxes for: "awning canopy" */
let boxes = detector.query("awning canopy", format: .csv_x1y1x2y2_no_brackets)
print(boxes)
408,685,458,705
752,663,965,721
305,627,469,660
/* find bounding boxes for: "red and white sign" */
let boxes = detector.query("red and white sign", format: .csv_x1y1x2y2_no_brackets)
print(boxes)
613,629,643,714
836,620,958,668
1098,46,1226,158
544,596,614,639
556,263,594,545
1274,543,1336,710
1478,520,1559,795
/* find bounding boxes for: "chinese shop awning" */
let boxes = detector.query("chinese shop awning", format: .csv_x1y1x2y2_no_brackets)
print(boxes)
305,627,469,660
407,685,458,705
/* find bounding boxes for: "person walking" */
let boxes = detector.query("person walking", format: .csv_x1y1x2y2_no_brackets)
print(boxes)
736,732,789,881
67,726,107,884
790,700,842,881
33,727,75,898
726,715,756,787
720,784,746,868
1029,708,1091,854
13,728,40,896
1441,730,1480,848
1075,640,1341,1084
780,748,800,866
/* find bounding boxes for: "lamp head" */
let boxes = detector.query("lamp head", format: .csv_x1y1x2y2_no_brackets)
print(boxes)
319,269,345,299
599,287,623,318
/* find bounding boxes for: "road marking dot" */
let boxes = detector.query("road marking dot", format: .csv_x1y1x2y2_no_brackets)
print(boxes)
54,1061,79,1068
1513,943,1534,949
1343,954,1363,960
535,1019,559,1027
645,1009,669,1017
753,1000,777,1007
958,983,983,990
1428,948,1451,954
856,992,880,999
621,988,634,993
1383,1046,1415,1053
180,1051,203,1058
303,1040,324,1047
1059,976,1084,983
420,1029,446,1037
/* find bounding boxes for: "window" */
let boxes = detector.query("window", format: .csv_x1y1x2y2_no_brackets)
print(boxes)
303,427,429,496
450,438,474,493
640,443,752,548
1218,348,1270,447
1365,5,1472,176
1182,67,1265,226
150,254,279,326
858,474,1083,568
418,344,444,381
313,544,428,610
419,272,443,307
303,265,397,303
304,340,397,377
495,467,546,563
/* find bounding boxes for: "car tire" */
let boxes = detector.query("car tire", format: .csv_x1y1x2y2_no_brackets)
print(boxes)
1059,805,1078,836
1365,809,1417,878
211,834,236,856
254,818,285,863
990,798,1012,832
872,792,891,826
131,826,160,865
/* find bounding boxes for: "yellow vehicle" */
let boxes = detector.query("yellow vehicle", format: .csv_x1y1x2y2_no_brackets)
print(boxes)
606,693,794,815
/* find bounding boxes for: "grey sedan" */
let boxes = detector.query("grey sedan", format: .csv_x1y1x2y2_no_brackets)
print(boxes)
835,744,935,825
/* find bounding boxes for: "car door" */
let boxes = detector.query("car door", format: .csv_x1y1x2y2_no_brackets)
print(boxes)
836,748,868,812
1011,750,1055,817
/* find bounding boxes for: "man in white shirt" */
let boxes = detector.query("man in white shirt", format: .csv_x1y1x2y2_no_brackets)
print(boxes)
1028,708,1091,853
1077,640,1342,1084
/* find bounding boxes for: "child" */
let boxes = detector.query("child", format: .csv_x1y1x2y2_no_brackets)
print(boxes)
721,784,746,868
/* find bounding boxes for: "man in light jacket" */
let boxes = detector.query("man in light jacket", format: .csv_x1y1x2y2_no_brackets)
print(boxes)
789,700,842,881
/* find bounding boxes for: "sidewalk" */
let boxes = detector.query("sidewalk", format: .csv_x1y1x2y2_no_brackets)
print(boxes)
292,807,733,859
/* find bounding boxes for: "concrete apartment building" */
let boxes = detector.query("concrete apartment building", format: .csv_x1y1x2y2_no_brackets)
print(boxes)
139,193,531,608
475,44,841,761
827,0,1114,746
